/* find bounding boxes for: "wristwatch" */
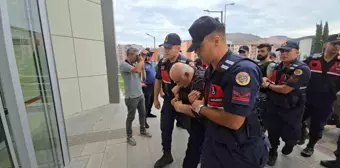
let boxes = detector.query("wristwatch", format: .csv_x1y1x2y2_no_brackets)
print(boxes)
194,104,204,114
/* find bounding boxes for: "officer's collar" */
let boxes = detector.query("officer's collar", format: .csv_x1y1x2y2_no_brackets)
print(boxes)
166,54,183,63
207,49,232,71
206,49,232,75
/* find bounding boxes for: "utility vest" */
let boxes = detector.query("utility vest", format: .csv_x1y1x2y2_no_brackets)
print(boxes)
305,54,340,101
160,55,192,97
268,61,307,109
204,54,262,148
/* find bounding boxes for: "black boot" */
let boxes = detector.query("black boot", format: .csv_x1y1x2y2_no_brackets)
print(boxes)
147,113,157,118
282,144,294,155
320,159,340,168
154,151,174,168
301,147,314,157
267,149,278,166
145,122,150,129
301,138,317,157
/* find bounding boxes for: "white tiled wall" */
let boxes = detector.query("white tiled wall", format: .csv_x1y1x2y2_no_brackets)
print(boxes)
58,78,82,116
69,0,104,40
79,75,109,110
52,36,77,79
46,0,72,36
47,0,108,117
74,39,107,77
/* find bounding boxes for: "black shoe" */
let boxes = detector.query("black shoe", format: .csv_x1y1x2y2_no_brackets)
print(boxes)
337,123,340,129
148,113,157,118
282,144,294,155
154,152,174,168
267,150,278,166
320,160,340,168
301,147,314,157
145,122,150,129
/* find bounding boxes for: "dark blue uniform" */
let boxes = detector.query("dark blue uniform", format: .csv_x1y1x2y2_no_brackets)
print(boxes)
267,59,311,149
155,55,192,152
177,67,206,168
301,54,340,145
201,50,268,168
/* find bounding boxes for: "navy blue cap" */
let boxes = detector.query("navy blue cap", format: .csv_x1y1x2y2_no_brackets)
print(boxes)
270,52,277,58
239,45,249,52
187,16,221,52
159,33,181,48
327,33,340,43
276,40,299,51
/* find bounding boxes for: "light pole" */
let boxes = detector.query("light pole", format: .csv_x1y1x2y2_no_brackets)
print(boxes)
203,9,223,23
146,33,156,49
224,3,235,25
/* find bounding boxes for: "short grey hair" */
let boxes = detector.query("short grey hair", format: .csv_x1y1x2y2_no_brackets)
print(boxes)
126,47,139,56
180,64,194,79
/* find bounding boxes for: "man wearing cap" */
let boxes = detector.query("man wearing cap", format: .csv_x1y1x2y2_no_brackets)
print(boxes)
262,40,311,166
143,49,157,119
153,33,193,168
256,43,276,132
188,16,268,168
270,52,278,62
298,34,340,158
119,47,153,146
239,45,250,57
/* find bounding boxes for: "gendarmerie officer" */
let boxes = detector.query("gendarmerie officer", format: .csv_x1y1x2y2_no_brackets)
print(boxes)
256,43,276,131
153,33,193,168
262,40,311,166
299,34,340,157
169,62,206,168
189,16,268,168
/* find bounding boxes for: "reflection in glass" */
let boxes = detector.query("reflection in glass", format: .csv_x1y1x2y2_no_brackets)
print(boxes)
0,114,13,168
7,0,63,167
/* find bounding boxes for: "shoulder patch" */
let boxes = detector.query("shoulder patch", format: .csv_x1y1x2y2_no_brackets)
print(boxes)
235,72,251,86
294,69,303,76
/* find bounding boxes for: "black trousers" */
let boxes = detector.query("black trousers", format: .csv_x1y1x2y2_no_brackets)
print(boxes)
143,84,154,115
183,118,206,168
302,101,334,142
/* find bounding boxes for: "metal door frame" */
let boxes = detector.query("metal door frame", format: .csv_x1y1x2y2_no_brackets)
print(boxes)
37,0,70,165
0,0,70,167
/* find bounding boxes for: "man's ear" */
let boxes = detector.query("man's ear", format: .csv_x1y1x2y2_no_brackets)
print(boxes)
184,72,190,78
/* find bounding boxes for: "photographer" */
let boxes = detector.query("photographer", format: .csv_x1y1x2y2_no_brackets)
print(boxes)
119,47,152,146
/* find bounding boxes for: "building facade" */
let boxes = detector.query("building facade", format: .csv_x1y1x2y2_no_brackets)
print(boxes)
296,36,315,60
0,0,119,167
117,44,144,61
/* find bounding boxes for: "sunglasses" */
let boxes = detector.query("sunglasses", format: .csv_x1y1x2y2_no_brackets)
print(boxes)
239,51,246,54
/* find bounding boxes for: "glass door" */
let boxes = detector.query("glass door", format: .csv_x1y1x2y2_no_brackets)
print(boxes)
0,85,18,168
6,0,63,167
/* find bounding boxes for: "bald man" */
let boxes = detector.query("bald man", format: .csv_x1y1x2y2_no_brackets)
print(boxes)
169,62,206,168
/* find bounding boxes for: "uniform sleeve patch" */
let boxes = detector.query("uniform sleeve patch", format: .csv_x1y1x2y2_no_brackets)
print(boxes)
294,69,303,76
232,86,251,105
235,72,251,86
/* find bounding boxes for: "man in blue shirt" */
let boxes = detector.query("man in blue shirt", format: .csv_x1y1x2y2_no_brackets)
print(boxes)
143,50,157,119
